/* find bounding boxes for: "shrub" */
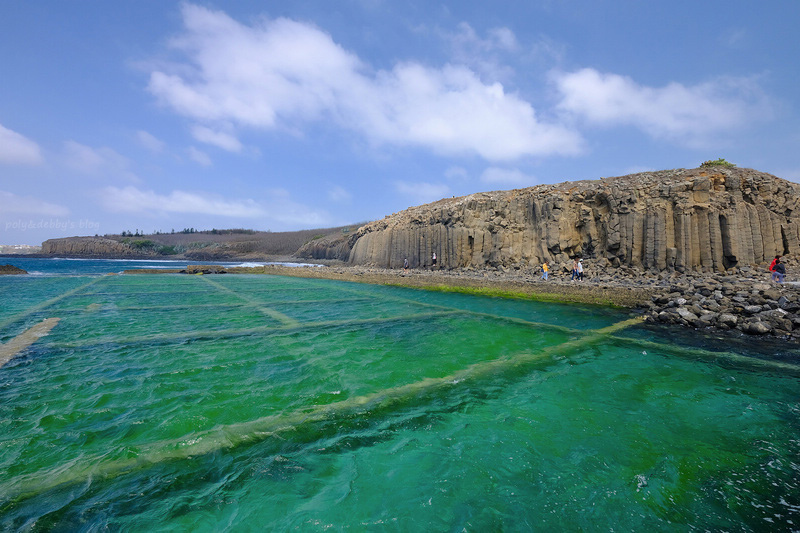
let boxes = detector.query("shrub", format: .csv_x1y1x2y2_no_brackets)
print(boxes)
157,245,179,255
700,158,736,168
131,239,156,249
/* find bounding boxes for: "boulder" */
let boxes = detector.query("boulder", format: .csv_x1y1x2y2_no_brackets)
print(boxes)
0,264,27,275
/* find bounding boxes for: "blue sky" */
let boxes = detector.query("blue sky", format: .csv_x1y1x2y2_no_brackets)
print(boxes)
1,1,799,245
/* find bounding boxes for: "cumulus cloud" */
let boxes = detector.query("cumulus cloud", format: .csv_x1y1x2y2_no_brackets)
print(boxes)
0,190,69,216
102,186,266,218
63,141,139,181
190,125,242,152
187,146,212,166
395,181,450,206
553,68,771,146
147,3,582,161
136,130,165,153
480,167,535,187
0,124,43,165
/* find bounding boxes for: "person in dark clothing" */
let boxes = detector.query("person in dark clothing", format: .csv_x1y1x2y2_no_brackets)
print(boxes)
774,260,786,283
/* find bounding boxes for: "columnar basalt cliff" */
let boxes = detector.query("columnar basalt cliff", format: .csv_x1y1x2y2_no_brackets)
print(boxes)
334,168,800,273
41,237,140,257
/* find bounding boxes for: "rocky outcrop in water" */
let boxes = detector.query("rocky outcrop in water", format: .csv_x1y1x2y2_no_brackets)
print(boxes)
0,264,27,275
330,167,800,273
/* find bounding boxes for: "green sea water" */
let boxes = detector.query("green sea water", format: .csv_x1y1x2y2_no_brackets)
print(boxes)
1,272,799,531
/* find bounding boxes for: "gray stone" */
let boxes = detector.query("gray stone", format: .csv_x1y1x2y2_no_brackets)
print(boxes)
676,307,699,321
744,320,772,335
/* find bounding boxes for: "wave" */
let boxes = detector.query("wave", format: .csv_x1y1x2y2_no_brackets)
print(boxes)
230,262,326,268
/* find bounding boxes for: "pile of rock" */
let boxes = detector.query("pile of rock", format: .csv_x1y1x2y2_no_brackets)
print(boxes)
0,264,27,275
640,277,800,340
181,265,227,274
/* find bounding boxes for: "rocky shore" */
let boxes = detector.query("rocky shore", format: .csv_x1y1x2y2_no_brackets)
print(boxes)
220,256,800,343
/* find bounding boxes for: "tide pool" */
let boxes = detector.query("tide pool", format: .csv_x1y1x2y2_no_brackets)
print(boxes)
0,268,798,530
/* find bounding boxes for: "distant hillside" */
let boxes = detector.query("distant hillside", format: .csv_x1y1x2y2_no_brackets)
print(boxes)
41,226,360,260
0,245,41,255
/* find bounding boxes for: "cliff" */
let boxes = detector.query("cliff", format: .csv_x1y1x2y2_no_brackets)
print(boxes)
40,226,359,260
41,237,140,257
302,167,799,273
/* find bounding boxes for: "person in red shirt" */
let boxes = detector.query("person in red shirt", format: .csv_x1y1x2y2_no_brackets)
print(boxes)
769,255,781,282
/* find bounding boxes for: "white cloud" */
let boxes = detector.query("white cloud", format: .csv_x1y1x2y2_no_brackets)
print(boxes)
0,190,69,216
102,186,266,218
395,181,450,206
366,63,582,159
100,186,329,228
63,141,139,181
720,28,748,49
444,166,468,180
328,185,352,203
443,22,519,57
263,188,330,227
444,22,519,79
480,167,535,187
553,68,771,146
187,146,212,166
136,130,165,153
147,4,582,161
190,125,242,152
0,124,43,165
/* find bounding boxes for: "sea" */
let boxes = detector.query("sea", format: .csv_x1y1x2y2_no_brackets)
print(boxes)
0,258,799,531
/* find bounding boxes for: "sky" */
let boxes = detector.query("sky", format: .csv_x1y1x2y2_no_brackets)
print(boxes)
1,1,799,245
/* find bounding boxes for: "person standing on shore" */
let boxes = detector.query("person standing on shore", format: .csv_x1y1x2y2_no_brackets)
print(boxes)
403,258,409,273
571,258,579,281
541,261,549,280
577,259,584,281
431,252,437,269
770,255,781,282
774,259,786,283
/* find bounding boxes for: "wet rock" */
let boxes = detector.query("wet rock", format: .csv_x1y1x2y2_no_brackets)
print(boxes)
182,265,228,274
743,320,772,335
717,313,739,327
0,264,27,275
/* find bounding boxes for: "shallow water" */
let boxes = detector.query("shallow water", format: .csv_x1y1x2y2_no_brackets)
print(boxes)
1,267,799,531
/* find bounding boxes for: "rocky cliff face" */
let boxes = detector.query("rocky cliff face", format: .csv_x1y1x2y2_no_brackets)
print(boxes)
338,168,800,273
41,237,141,257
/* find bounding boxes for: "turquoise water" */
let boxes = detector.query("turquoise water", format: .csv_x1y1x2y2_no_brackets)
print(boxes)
1,262,799,531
